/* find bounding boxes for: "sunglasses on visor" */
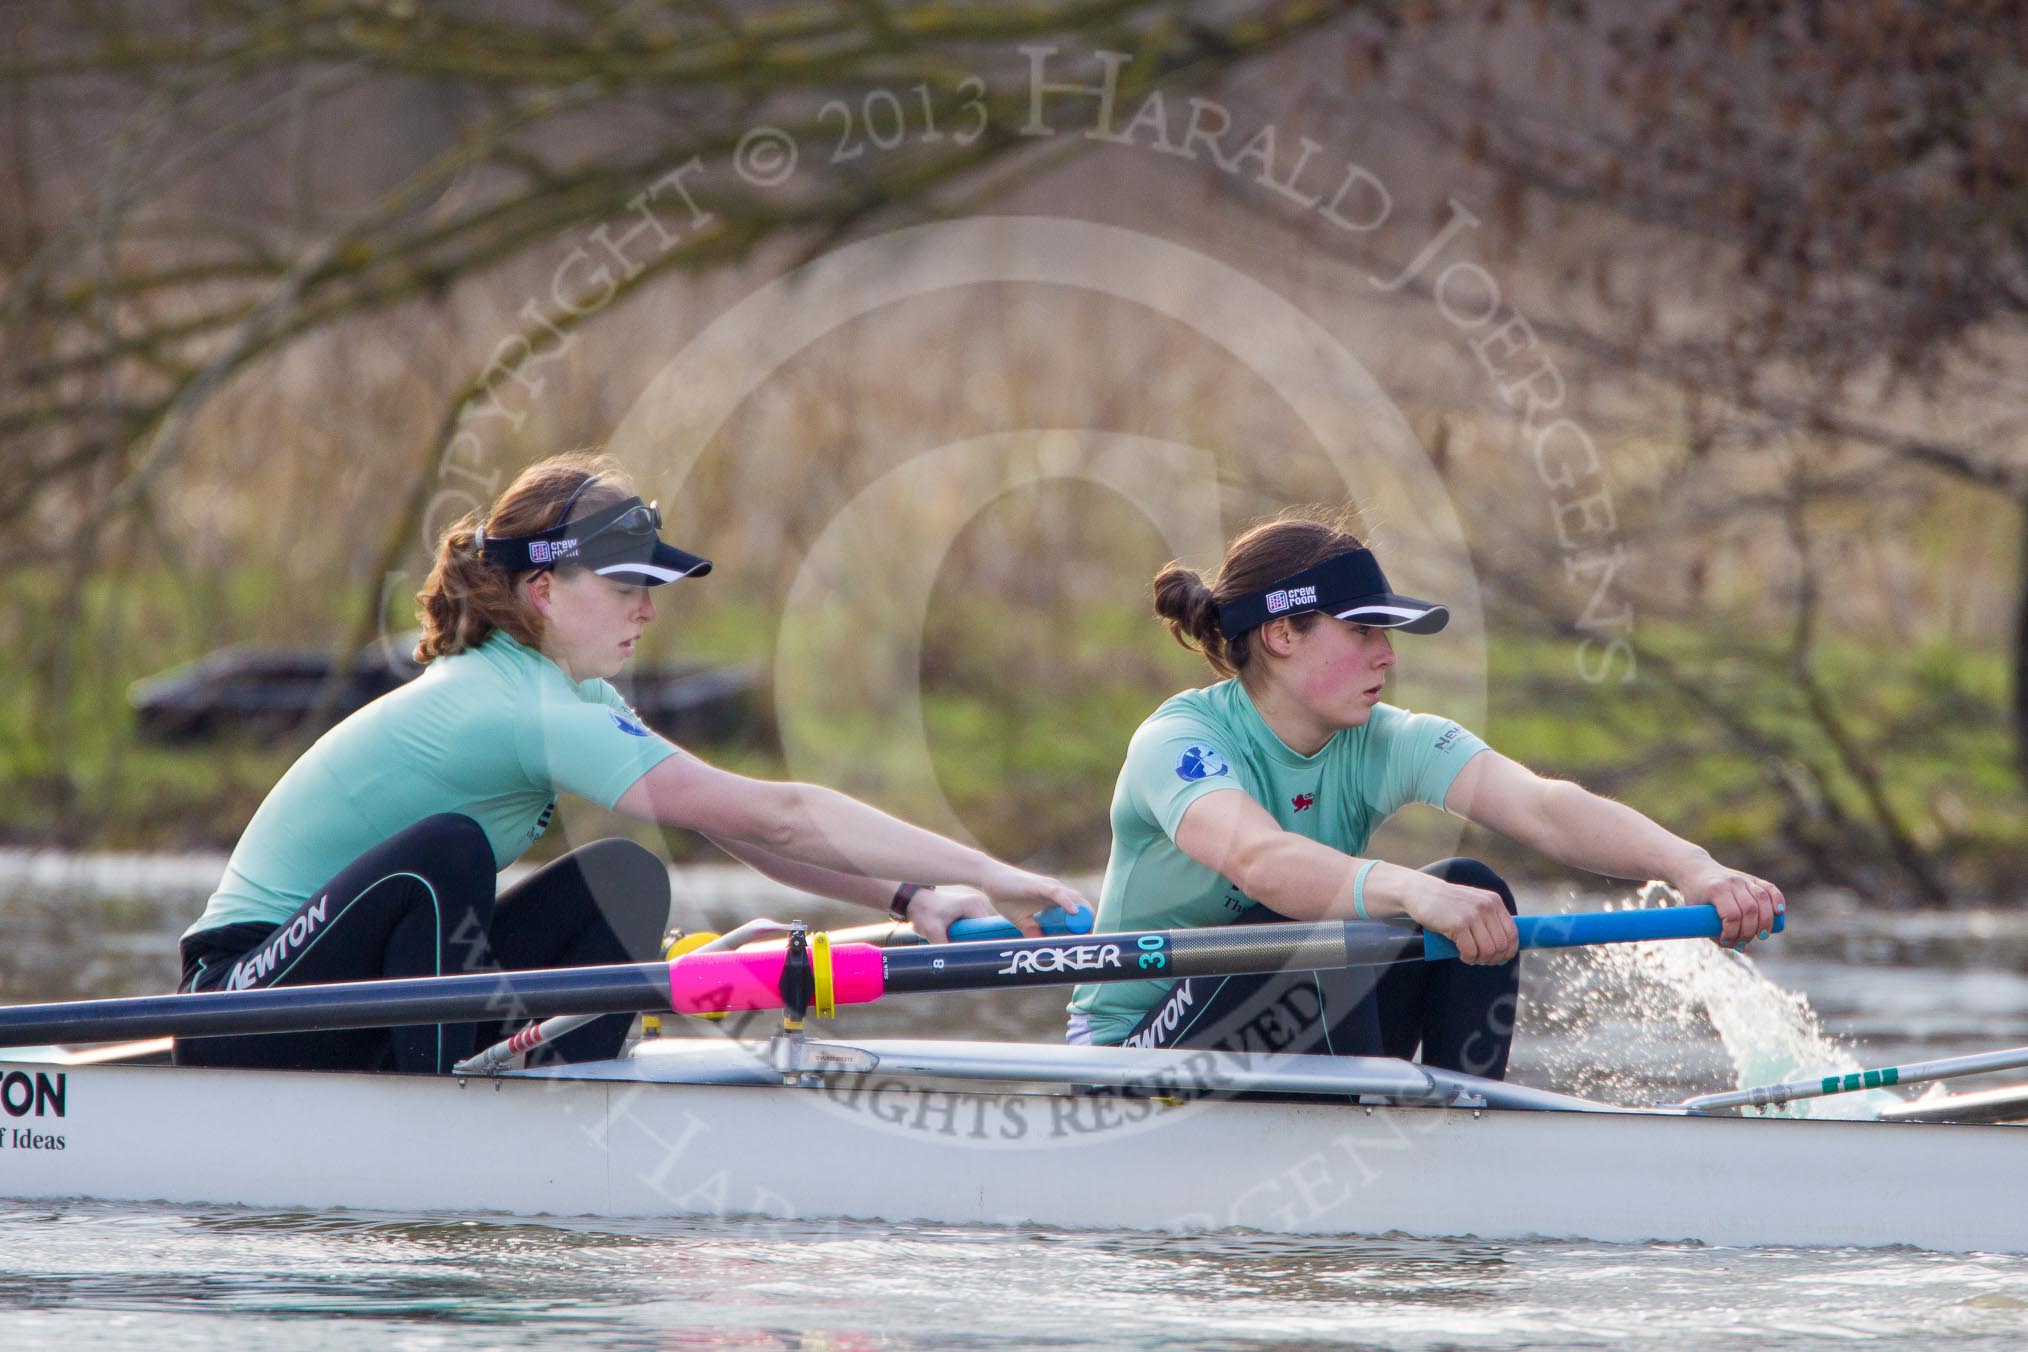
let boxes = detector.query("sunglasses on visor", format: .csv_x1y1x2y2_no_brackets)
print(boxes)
476,495,664,572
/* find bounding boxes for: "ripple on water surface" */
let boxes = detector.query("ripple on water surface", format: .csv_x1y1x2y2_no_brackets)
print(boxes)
5,1203,2028,1350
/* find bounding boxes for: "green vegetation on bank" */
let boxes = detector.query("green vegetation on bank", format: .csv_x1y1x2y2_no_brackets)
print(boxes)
1482,627,2018,894
3,572,2018,898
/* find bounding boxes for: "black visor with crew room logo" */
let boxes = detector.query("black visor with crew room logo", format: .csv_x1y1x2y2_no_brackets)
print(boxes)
478,497,712,587
1214,548,1449,638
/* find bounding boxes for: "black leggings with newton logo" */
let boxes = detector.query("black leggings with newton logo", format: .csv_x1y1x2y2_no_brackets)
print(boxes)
174,813,670,1074
1115,857,1521,1081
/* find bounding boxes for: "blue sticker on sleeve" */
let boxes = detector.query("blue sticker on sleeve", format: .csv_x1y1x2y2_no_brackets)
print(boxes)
1175,745,1230,782
609,711,650,737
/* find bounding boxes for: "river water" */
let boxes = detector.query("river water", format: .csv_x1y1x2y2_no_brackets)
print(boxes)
3,853,2027,1349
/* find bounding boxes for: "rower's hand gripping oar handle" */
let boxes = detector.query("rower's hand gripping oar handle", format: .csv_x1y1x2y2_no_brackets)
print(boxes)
946,907,1095,942
1417,904,1785,961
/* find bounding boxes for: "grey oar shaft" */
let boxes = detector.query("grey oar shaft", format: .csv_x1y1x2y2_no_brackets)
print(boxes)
0,962,674,1047
1679,1043,2028,1113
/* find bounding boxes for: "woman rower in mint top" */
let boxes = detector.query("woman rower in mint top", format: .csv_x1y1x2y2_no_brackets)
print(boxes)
1068,512,1783,1079
178,450,1087,1074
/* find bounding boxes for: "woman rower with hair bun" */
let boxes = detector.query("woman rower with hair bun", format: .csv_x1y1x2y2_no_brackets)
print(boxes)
176,449,1087,1075
1067,509,1782,1079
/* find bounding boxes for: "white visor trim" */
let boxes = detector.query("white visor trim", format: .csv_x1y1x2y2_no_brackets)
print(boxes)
595,561,689,582
1333,603,1437,622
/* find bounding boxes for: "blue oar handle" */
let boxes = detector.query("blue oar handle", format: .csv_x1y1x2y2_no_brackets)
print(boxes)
947,907,1096,942
1419,904,1785,961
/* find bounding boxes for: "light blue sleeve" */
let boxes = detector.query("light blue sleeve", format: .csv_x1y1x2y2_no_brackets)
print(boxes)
514,685,682,809
1358,703,1489,821
1123,713,1251,840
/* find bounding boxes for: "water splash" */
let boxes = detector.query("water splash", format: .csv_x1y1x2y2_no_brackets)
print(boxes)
1523,884,1893,1119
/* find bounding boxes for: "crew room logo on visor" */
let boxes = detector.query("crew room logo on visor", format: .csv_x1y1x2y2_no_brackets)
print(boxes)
1264,585,1318,615
528,538,579,565
1175,745,1231,782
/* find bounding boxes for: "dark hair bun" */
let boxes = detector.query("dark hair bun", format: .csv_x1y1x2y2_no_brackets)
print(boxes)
1152,562,1230,668
1151,509,1368,679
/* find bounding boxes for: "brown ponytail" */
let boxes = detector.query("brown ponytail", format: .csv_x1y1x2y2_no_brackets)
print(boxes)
1153,508,1369,678
1152,562,1230,670
413,449,640,662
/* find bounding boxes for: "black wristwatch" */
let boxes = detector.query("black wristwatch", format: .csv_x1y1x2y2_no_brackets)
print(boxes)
890,882,933,921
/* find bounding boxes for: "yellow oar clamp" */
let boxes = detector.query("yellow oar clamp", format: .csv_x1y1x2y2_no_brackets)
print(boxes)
668,933,728,1020
811,931,836,1020
667,932,720,959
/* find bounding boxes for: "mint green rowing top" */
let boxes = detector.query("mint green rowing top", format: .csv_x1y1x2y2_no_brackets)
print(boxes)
1067,680,1489,1045
185,631,681,938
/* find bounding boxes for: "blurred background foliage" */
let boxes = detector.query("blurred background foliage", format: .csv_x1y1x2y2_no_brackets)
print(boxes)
2,1,2023,900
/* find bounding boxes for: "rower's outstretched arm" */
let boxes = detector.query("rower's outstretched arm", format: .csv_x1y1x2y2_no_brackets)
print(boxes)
1442,750,1783,947
1172,788,1519,964
704,833,899,910
700,834,1007,942
614,749,1089,934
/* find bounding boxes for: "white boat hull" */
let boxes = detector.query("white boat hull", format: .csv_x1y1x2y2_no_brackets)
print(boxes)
0,1045,2017,1253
